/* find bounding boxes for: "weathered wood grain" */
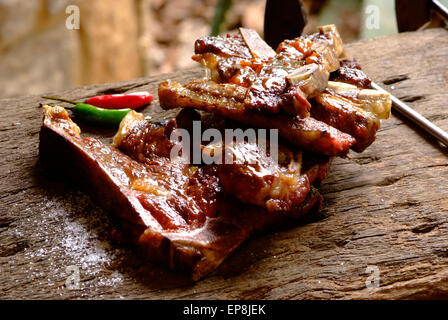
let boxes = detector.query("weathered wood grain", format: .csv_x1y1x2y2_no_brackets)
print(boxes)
1,28,448,300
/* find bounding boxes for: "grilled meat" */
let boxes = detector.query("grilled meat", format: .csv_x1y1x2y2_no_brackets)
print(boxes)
310,81,391,152
211,141,333,211
311,91,380,152
330,66,372,89
193,25,345,117
159,79,356,156
194,33,253,59
160,26,391,155
39,25,392,281
193,32,254,83
40,106,332,280
329,58,372,89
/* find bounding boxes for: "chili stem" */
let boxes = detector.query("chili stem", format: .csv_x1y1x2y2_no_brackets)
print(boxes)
42,96,80,105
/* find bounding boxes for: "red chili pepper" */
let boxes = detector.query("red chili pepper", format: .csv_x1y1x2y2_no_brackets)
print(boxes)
86,91,154,110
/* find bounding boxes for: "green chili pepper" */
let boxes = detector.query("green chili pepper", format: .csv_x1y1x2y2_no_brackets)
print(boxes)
42,96,131,127
73,103,131,126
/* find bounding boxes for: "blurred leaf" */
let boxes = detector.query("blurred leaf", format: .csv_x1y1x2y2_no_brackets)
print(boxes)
317,0,363,42
210,0,233,36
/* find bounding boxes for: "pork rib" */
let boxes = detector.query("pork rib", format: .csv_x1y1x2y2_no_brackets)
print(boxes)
40,106,331,280
193,25,345,117
159,79,356,156
311,80,391,152
161,26,391,154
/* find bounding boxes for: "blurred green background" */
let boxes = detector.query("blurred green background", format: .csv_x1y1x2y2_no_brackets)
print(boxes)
317,0,397,39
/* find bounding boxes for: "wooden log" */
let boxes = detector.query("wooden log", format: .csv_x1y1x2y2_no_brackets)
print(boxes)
1,28,448,299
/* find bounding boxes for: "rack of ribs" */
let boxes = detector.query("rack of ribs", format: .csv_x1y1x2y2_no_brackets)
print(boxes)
40,106,332,280
159,25,391,155
39,25,391,281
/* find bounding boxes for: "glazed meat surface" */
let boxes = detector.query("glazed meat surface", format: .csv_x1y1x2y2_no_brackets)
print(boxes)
116,109,330,213
311,80,391,152
160,26,391,155
40,106,331,280
193,25,346,117
311,93,380,152
212,141,332,211
329,58,372,89
39,25,392,281
159,79,356,156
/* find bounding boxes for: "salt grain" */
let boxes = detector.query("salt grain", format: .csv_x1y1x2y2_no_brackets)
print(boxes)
20,191,126,290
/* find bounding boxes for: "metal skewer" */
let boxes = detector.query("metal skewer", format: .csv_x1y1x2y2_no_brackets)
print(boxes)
371,81,448,147
432,0,448,20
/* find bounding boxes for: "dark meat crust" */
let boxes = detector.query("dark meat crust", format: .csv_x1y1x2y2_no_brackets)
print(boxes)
192,27,344,116
330,58,372,89
213,140,307,211
195,34,252,59
161,28,388,155
241,26,344,113
117,120,177,164
217,147,333,212
158,79,355,156
219,166,312,212
339,58,362,70
40,106,329,281
245,113,355,157
330,67,372,89
193,34,254,84
311,92,380,152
